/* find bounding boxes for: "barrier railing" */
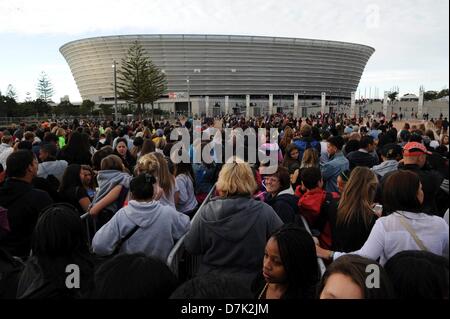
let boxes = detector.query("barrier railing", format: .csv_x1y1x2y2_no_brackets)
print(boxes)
299,215,327,277
166,184,216,279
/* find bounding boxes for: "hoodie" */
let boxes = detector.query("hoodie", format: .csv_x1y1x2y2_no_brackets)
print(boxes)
92,170,132,212
296,188,339,250
265,188,299,224
184,196,283,279
371,160,399,178
92,200,190,261
0,179,53,257
37,160,68,183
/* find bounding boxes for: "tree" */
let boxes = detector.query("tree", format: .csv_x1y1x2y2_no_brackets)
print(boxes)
5,84,17,100
144,60,167,120
437,89,449,99
34,99,51,115
80,99,95,115
388,91,398,102
424,91,438,101
36,71,54,102
116,41,167,115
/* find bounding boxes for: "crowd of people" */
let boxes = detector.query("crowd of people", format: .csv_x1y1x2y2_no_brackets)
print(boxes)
0,112,448,299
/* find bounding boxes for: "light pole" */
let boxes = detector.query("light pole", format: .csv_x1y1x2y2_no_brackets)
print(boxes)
186,76,190,118
112,61,118,122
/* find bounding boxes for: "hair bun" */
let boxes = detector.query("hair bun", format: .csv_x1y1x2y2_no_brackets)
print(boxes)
145,174,156,184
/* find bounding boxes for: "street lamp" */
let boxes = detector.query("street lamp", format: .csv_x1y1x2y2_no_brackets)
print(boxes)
112,61,118,122
186,76,190,118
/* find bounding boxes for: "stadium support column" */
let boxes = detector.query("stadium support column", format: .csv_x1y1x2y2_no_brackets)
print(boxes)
418,88,424,119
321,92,326,115
225,96,229,115
246,95,251,118
294,93,299,118
351,92,356,118
205,96,210,117
269,94,274,115
383,91,389,117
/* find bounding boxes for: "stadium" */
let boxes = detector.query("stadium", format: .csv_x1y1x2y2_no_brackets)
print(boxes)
60,34,375,116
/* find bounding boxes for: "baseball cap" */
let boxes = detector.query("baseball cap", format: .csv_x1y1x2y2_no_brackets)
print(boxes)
429,140,440,149
403,142,432,157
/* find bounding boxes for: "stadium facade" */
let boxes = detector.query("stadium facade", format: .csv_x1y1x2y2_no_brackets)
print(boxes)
60,34,375,117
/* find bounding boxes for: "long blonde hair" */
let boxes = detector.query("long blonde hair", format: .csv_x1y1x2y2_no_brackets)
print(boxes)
301,148,319,168
337,167,378,228
136,153,175,197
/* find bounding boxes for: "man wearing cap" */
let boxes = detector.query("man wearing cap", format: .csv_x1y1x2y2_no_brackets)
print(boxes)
381,142,443,215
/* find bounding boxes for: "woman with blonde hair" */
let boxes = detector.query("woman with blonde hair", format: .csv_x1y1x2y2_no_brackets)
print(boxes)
329,167,379,252
184,159,283,284
136,153,179,208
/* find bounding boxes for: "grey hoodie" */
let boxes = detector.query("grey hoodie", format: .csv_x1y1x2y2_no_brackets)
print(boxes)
371,160,399,178
92,170,133,212
92,200,190,261
184,196,283,279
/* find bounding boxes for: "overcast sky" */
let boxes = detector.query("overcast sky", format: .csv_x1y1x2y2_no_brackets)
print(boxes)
0,0,448,102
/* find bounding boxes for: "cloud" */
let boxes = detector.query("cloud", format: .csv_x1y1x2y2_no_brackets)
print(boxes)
0,0,447,100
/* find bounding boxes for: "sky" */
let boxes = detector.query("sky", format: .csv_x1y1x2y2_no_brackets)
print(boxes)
0,0,448,102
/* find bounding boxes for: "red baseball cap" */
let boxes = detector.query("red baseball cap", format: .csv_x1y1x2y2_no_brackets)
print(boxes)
403,142,432,157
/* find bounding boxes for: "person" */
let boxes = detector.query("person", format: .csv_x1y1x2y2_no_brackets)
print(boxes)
37,143,68,183
347,135,379,169
321,136,349,193
371,143,402,178
80,165,96,200
264,167,299,224
318,255,393,299
295,167,339,249
317,170,449,265
381,141,444,215
89,155,132,227
330,167,379,253
253,224,320,299
113,137,136,173
384,250,449,299
0,150,53,258
184,160,283,284
300,148,319,169
91,253,178,299
57,131,92,166
282,144,301,187
174,162,198,217
58,164,91,215
336,169,350,195
0,135,14,171
16,204,95,299
92,173,189,260
293,124,321,162
136,153,179,208
170,273,253,299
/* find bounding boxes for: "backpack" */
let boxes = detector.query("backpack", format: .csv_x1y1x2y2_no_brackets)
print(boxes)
0,248,24,298
313,192,338,234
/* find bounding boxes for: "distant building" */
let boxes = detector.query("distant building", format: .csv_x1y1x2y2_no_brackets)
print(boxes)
60,34,375,116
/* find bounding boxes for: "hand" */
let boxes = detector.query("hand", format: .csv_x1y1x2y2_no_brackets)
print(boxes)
315,245,332,260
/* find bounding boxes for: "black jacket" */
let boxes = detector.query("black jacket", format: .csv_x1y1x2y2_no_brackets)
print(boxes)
0,179,53,258
381,164,443,215
266,192,299,224
347,150,379,169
